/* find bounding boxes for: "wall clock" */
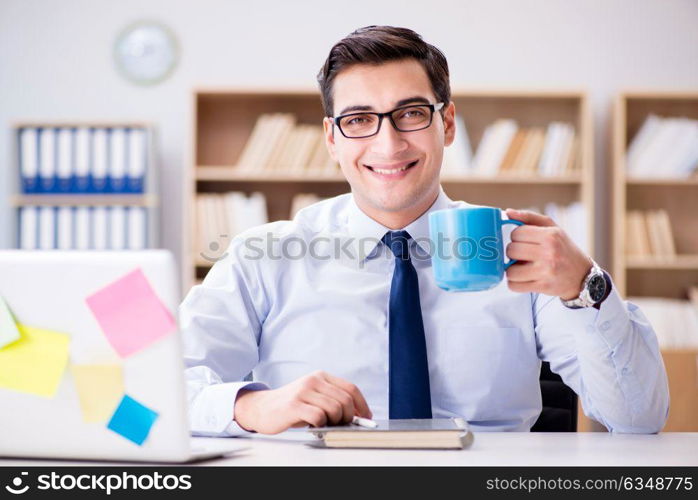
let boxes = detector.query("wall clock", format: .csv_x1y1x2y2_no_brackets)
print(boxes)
114,21,179,85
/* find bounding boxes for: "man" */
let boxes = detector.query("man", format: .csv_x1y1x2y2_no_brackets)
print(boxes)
181,26,669,435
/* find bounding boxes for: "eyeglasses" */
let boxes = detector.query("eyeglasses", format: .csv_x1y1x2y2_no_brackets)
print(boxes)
331,102,445,139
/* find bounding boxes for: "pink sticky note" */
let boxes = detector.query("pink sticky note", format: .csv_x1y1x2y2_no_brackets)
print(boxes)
86,268,176,357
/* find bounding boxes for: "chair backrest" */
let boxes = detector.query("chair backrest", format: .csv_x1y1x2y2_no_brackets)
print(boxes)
531,361,578,432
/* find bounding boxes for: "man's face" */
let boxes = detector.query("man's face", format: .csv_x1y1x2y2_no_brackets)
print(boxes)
323,58,455,220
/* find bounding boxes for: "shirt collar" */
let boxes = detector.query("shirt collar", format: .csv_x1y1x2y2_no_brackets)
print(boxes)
346,186,455,262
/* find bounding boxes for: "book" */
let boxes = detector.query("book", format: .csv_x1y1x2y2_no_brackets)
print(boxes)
472,119,518,176
626,210,651,257
538,122,574,176
513,127,545,176
499,129,527,173
308,418,473,449
235,114,272,170
627,115,698,178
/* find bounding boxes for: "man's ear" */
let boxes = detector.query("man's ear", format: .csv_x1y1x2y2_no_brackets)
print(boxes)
442,101,456,147
322,117,338,161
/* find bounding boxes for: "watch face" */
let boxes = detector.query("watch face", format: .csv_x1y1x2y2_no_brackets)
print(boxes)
588,274,606,302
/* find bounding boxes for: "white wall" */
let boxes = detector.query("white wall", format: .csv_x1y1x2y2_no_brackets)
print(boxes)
2,0,697,291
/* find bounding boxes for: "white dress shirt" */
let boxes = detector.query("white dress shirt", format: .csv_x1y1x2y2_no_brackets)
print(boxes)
180,187,669,436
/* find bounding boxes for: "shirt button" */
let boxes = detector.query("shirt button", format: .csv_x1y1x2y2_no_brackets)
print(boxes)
599,321,611,331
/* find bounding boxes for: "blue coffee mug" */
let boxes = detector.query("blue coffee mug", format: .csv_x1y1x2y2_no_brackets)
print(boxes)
428,207,524,291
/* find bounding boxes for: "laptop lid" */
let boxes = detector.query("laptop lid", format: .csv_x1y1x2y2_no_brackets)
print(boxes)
0,250,192,462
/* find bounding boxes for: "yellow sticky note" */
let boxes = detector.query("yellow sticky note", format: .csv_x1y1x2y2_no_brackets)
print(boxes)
71,364,124,423
0,324,70,397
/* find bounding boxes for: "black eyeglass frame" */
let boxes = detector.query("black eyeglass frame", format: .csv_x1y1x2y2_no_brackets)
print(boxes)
331,102,445,139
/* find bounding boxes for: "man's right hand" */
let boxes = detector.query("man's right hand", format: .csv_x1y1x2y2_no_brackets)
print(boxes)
233,370,372,434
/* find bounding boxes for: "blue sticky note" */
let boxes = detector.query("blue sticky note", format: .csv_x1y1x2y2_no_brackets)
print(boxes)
107,395,159,446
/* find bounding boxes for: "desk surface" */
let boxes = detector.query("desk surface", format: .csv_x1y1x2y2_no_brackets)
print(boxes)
2,432,698,466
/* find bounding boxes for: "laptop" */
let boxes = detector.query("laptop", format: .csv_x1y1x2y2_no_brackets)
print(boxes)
0,250,244,463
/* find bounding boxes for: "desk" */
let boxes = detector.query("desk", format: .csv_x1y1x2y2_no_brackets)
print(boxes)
2,432,697,466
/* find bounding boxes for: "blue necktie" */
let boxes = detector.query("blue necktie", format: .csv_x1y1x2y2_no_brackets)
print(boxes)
382,230,432,419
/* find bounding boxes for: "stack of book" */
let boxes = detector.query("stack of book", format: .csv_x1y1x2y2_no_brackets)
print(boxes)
441,119,578,177
626,115,698,179
18,127,148,194
234,114,338,176
625,210,676,259
628,288,698,349
290,193,327,218
195,192,268,260
18,206,148,250
468,120,578,177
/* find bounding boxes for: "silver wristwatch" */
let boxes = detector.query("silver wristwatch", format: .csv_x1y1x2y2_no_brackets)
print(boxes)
560,260,608,309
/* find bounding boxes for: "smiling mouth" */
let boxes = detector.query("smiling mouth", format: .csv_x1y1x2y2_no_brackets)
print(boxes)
364,160,419,175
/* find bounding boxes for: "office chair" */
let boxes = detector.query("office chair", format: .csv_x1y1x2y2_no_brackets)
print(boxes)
531,361,578,432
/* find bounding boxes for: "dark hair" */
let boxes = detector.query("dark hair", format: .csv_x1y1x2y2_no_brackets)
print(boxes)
317,26,451,117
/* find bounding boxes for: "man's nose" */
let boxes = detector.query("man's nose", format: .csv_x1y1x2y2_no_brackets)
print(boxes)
369,117,409,156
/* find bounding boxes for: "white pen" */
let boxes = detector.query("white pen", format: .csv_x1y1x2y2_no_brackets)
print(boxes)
352,416,378,428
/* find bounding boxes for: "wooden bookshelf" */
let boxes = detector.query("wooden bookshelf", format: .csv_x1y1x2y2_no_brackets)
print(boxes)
188,88,594,276
612,91,698,431
187,88,596,429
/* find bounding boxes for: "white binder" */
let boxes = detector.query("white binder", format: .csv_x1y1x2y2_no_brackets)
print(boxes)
74,128,91,192
19,206,38,249
127,128,146,192
19,128,39,192
38,206,56,250
56,128,73,192
56,206,74,250
127,207,146,249
74,207,91,250
39,128,57,192
92,128,108,192
92,206,109,250
110,128,127,192
109,206,127,250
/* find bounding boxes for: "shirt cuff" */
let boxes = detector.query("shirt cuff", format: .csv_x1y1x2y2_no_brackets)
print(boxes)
189,381,269,437
589,283,630,350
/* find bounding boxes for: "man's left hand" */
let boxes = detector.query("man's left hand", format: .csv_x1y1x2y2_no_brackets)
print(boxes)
504,208,592,301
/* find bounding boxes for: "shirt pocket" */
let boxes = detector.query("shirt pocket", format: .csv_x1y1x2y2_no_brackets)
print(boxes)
430,325,529,415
